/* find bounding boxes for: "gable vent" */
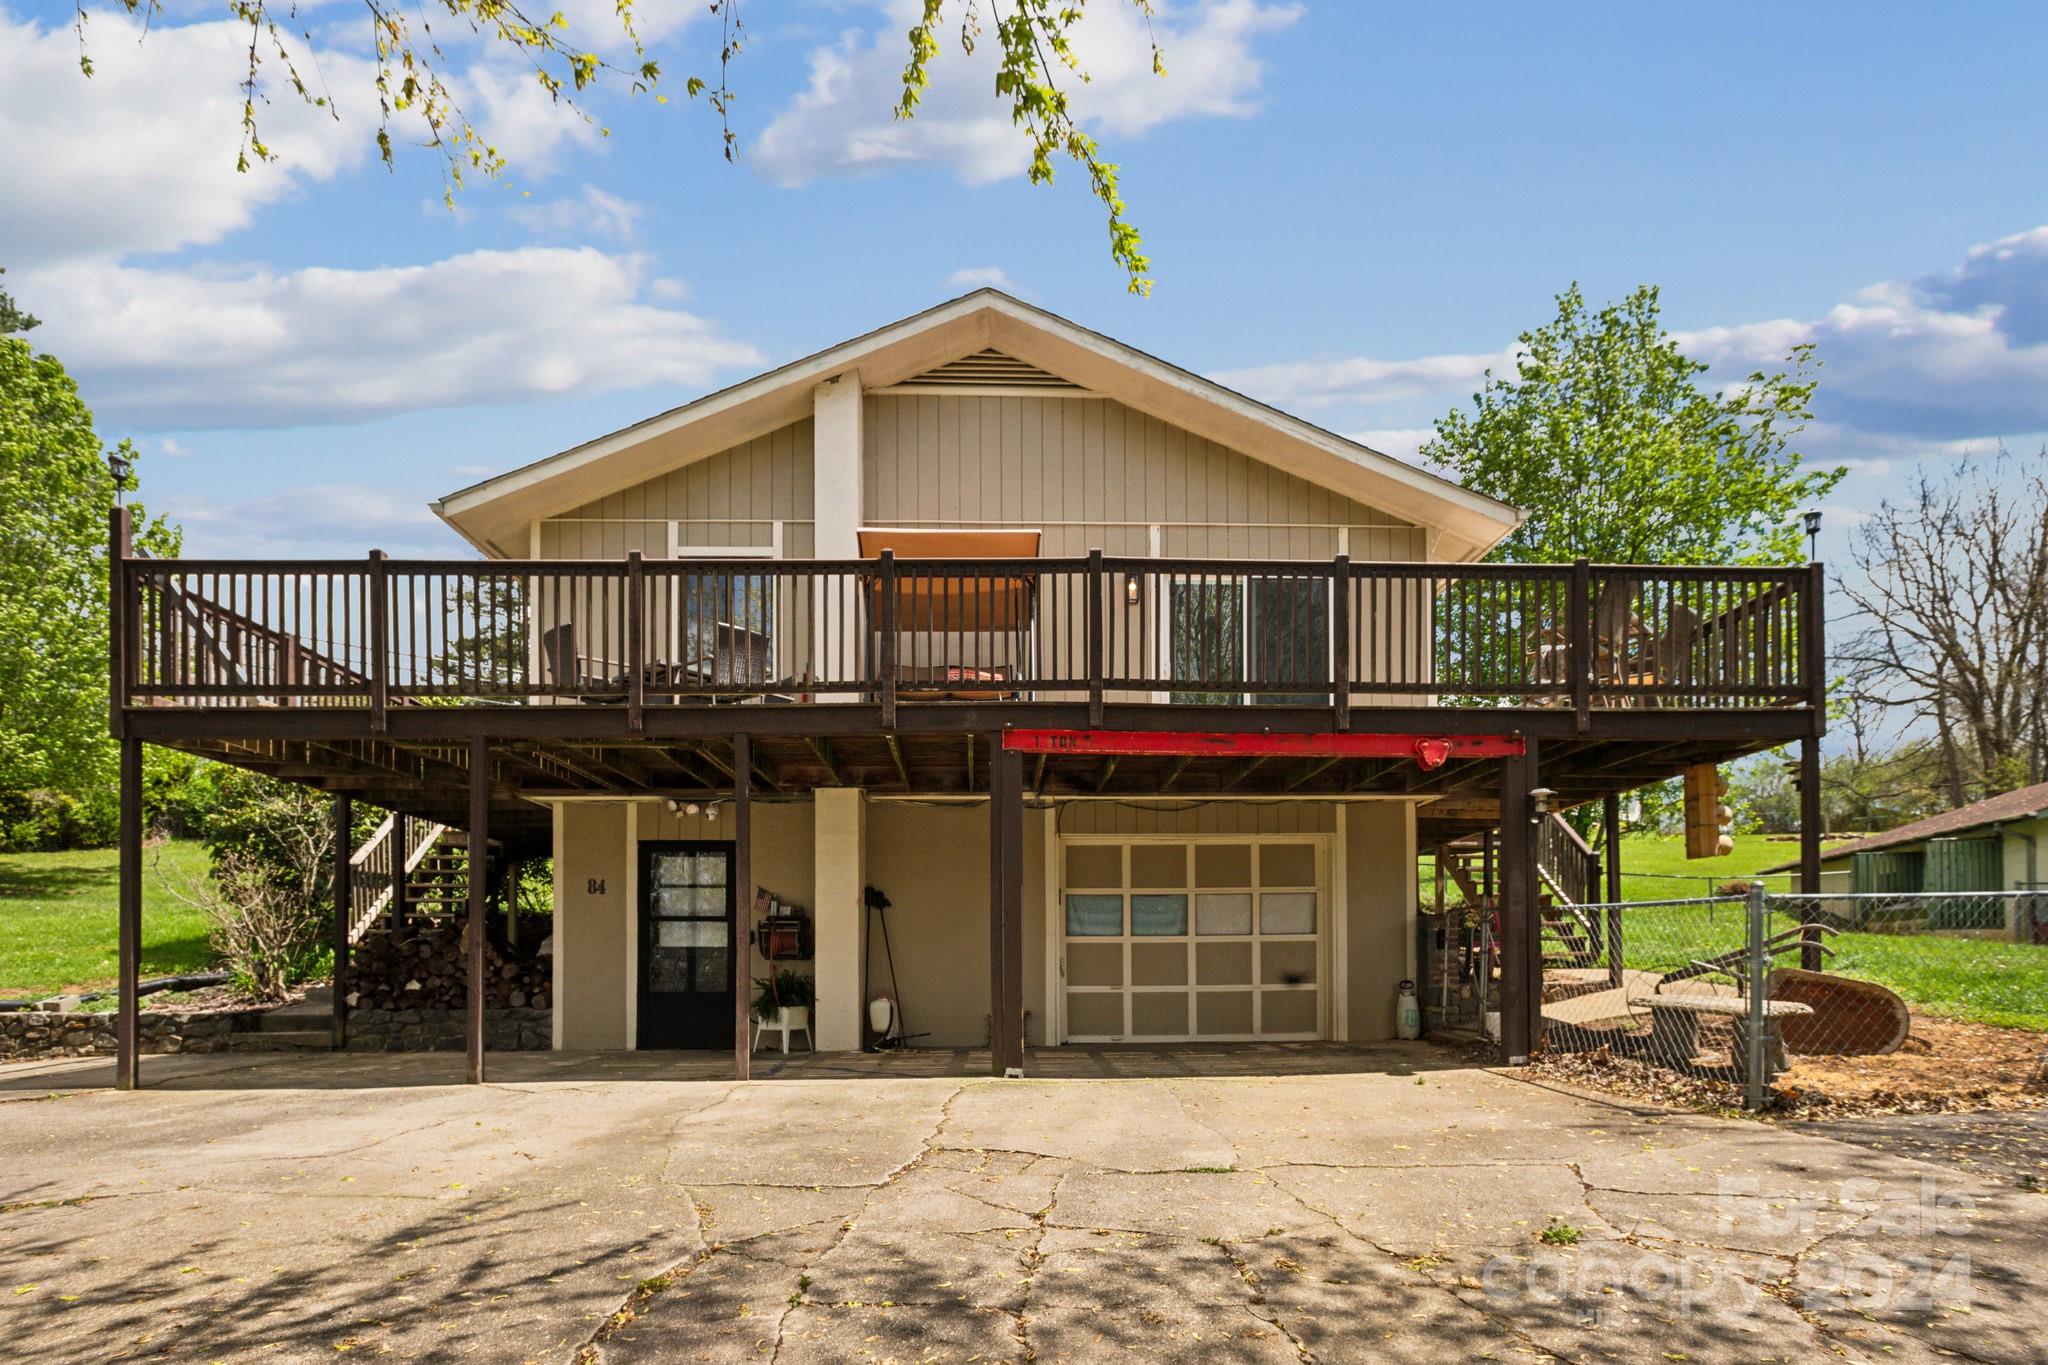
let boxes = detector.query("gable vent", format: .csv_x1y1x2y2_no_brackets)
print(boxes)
891,349,1085,393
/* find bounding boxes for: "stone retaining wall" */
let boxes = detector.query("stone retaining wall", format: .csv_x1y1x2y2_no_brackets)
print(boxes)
343,1007,552,1053
2,1005,555,1061
0,1008,266,1059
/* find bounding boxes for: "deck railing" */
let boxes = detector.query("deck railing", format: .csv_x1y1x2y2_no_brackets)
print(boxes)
115,552,1824,719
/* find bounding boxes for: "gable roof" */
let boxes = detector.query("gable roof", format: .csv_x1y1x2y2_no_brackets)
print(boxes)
433,289,1523,559
1759,780,2048,872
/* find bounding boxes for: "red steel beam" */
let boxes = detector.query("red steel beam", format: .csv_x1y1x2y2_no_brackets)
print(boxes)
1001,729,1524,769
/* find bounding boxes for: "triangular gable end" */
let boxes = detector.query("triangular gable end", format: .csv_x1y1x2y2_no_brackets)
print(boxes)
434,291,1521,560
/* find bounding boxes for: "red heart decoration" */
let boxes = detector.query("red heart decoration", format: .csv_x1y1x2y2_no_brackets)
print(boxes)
1414,738,1453,770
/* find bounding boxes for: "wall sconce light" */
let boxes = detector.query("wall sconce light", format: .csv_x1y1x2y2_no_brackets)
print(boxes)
1528,787,1556,822
1125,578,1141,606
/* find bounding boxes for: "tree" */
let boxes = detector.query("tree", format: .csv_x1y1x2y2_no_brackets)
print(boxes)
0,270,38,335
1422,284,1843,566
1837,450,2048,806
75,0,1164,292
0,323,178,808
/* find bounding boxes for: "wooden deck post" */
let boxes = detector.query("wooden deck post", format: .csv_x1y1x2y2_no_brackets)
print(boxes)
332,795,352,1050
466,737,489,1084
115,736,143,1091
988,737,1026,1076
1799,729,1823,970
1085,550,1104,728
1603,793,1624,990
1496,744,1535,1065
733,734,753,1082
1331,553,1351,731
392,810,410,931
108,507,132,739
878,551,898,729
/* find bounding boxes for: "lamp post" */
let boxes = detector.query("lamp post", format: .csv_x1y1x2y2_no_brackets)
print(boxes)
1803,509,1822,562
106,449,131,507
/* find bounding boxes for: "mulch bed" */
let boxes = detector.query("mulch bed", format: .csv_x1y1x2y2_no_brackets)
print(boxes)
1525,1014,2048,1121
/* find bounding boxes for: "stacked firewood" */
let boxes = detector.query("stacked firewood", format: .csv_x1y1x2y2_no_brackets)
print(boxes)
344,915,553,1011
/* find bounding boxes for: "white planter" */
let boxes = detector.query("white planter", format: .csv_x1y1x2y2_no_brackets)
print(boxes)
774,1005,811,1031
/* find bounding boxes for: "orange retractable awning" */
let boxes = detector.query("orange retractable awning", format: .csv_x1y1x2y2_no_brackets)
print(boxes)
858,528,1041,632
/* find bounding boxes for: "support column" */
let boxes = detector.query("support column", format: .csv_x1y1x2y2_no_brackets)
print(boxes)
732,735,753,1081
392,811,410,931
115,736,143,1091
812,374,863,695
1799,730,1824,969
813,787,866,1050
1603,792,1625,990
467,737,490,1084
989,738,1026,1076
504,857,521,951
332,796,353,1050
1496,746,1535,1065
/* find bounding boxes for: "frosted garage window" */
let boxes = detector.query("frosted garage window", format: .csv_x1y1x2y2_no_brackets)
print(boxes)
1065,895,1124,937
1194,893,1253,936
1130,894,1188,936
1261,893,1316,936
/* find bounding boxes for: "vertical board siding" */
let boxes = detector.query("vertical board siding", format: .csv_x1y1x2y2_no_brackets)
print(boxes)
541,418,817,559
864,394,1419,559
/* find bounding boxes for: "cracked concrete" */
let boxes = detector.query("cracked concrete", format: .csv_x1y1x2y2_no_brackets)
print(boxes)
1,1046,2043,1363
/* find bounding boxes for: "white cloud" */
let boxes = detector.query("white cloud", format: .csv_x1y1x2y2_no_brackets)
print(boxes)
1217,349,1513,411
0,9,370,267
947,266,1020,293
24,247,764,428
753,0,1300,187
158,437,190,457
1222,226,2048,474
1673,227,2048,445
162,482,458,558
510,184,644,241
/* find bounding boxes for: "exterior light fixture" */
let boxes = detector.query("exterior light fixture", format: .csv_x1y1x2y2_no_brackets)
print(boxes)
1529,787,1556,822
1802,509,1822,561
106,449,131,505
684,802,701,817
1125,578,1141,606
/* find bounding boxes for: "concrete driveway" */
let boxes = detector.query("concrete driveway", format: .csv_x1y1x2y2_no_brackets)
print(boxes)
1,1045,2042,1364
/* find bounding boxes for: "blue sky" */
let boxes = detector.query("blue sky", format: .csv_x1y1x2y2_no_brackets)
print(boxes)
5,0,2047,563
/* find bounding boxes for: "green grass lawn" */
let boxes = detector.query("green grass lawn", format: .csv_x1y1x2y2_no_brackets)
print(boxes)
1612,831,1854,901
0,840,218,998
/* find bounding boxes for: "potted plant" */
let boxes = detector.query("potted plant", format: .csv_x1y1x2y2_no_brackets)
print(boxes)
752,968,815,1034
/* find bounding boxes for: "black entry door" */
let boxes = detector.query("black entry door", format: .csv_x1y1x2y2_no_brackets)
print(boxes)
639,841,737,1050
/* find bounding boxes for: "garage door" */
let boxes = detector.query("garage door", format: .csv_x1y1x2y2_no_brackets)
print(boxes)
1059,838,1325,1042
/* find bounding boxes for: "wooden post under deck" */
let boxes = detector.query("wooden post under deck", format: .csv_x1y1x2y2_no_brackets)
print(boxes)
1799,730,1824,969
733,734,753,1082
1603,794,1624,990
332,795,353,1050
466,737,489,1084
988,740,1026,1076
115,736,143,1091
1496,745,1534,1065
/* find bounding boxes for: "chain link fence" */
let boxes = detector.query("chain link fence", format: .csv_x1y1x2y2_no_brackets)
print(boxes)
1537,887,2048,1109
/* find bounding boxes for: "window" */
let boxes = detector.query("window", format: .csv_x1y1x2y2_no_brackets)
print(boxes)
1165,576,1328,705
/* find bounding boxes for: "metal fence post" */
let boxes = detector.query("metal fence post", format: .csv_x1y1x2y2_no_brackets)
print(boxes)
1745,881,1768,1112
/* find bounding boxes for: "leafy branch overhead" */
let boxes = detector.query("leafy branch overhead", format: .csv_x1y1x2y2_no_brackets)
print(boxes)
74,0,1163,293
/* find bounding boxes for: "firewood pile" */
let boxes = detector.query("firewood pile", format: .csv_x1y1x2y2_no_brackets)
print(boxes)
344,915,552,1011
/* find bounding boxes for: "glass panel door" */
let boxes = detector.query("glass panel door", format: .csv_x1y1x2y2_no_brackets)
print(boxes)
639,841,736,1049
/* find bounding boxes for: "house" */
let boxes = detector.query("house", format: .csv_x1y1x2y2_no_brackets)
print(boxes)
104,290,1830,1086
1762,780,2048,940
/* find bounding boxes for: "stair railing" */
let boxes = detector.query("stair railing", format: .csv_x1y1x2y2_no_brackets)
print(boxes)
347,814,449,942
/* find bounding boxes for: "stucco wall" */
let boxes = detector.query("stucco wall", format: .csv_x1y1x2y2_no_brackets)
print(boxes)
1344,802,1416,1041
553,799,816,1051
551,795,1415,1052
554,803,631,1049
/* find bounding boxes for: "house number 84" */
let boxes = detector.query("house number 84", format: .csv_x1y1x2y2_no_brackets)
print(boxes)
587,878,606,895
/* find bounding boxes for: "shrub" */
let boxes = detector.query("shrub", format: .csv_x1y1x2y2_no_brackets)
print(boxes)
0,788,116,851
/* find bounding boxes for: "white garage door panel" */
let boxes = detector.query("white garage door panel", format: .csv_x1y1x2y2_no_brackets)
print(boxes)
1059,838,1325,1042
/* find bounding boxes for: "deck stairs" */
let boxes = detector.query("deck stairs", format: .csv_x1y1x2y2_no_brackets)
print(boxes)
347,815,474,942
1431,814,1610,998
